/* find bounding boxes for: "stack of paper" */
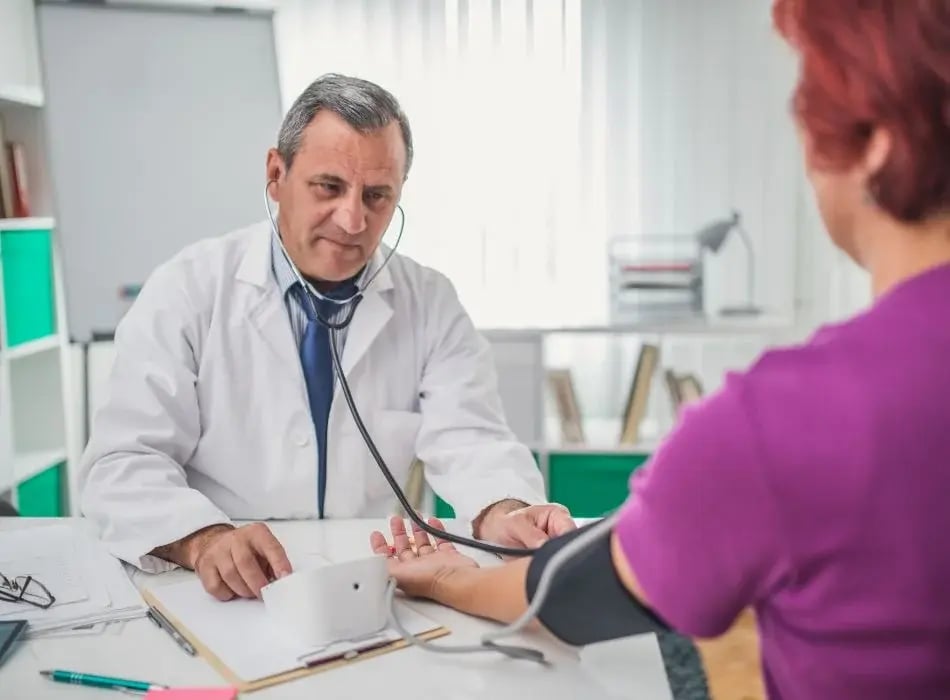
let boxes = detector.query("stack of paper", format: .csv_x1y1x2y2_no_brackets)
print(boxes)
0,524,146,636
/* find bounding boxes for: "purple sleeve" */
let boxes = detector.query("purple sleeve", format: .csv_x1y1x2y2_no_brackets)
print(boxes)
615,372,788,637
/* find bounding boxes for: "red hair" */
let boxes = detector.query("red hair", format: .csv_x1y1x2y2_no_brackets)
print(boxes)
774,0,950,222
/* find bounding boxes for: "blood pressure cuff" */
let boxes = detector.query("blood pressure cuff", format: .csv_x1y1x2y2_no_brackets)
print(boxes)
525,519,671,646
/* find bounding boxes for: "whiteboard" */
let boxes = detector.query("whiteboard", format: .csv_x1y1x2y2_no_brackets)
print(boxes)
37,2,283,340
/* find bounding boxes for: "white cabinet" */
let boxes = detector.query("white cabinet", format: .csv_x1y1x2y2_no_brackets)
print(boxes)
0,4,74,515
0,0,44,107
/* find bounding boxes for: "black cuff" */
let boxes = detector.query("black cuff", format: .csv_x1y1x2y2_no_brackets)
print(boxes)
525,519,671,646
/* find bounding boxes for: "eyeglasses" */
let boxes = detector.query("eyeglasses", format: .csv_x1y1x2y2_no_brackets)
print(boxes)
0,570,56,609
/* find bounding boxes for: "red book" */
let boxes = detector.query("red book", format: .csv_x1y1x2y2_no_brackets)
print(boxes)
7,142,30,218
0,118,13,218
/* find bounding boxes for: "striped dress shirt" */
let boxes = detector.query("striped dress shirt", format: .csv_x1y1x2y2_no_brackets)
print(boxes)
269,234,357,352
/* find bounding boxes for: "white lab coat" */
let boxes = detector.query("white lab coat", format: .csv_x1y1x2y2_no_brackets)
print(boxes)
80,222,545,571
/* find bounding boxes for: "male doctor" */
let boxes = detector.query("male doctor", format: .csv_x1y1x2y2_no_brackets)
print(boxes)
80,74,574,600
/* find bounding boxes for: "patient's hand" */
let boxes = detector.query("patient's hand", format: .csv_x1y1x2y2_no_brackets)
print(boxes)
370,515,478,599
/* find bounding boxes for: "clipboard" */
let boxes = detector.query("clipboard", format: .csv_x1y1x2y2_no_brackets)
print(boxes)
142,587,449,693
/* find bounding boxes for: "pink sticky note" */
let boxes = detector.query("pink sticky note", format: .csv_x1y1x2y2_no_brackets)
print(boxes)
145,689,237,700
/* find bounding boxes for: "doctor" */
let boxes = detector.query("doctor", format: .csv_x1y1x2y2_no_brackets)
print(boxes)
80,74,572,600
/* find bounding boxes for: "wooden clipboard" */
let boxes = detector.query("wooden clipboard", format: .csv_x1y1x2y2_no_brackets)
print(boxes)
142,589,450,693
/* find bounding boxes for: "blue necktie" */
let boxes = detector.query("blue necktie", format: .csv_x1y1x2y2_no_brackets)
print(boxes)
296,283,357,519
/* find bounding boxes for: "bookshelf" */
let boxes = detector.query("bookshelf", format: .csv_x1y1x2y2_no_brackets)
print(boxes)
436,321,788,518
0,218,74,516
0,2,76,517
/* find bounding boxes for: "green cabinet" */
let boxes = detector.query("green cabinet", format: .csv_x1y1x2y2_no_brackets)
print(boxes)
434,495,455,519
1,228,56,346
434,450,650,520
548,452,649,517
16,462,65,517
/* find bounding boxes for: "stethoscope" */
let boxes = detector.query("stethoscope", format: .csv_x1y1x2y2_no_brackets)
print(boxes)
263,181,536,559
265,179,609,665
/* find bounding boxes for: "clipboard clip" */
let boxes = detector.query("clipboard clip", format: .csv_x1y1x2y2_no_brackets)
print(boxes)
297,632,393,666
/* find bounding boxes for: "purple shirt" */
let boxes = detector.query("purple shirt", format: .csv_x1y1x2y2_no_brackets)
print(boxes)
617,263,950,699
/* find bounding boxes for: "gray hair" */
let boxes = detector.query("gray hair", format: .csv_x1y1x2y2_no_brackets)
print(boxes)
277,73,413,178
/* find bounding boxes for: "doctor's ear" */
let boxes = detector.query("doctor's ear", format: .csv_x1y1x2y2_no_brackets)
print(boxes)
265,148,287,193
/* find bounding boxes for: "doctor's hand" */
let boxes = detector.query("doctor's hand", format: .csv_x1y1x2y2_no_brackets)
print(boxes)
473,501,576,552
369,516,479,599
188,523,293,601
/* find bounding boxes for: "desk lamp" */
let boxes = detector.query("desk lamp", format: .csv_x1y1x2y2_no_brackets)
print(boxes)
695,210,761,316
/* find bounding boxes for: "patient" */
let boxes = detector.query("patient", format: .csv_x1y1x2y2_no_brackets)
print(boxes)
370,1,950,698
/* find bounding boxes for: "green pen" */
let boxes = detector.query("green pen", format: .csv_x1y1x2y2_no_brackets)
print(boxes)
40,669,169,694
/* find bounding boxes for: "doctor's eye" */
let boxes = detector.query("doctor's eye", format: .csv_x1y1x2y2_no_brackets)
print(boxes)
314,182,341,196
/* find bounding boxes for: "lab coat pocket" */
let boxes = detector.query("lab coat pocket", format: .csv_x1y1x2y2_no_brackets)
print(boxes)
362,409,423,499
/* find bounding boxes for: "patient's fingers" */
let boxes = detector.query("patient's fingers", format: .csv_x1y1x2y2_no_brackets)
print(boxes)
411,519,434,554
369,530,391,556
389,515,412,555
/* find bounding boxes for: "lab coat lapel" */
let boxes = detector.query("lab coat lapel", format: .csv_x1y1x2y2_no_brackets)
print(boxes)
246,290,303,380
340,249,395,379
236,225,304,383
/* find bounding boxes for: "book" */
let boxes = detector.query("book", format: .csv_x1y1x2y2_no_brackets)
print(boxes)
678,374,704,405
7,142,30,218
546,368,585,444
619,343,660,444
665,370,705,416
664,369,684,411
0,117,13,218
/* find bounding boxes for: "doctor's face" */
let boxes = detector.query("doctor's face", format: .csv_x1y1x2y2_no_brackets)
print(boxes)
266,110,406,285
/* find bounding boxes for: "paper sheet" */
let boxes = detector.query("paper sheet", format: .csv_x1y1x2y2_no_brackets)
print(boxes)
35,619,128,639
0,554,88,615
148,574,441,683
0,525,146,634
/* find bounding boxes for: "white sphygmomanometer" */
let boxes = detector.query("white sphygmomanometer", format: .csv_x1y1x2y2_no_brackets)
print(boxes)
258,511,670,665
262,185,669,663
261,556,389,649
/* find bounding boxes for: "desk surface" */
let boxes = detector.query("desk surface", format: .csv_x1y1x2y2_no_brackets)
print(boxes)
1,518,672,699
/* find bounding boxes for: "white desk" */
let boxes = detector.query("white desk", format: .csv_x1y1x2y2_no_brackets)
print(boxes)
1,518,673,699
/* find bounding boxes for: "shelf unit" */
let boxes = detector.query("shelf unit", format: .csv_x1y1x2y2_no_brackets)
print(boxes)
0,3,76,516
0,218,73,516
0,86,43,109
436,322,788,518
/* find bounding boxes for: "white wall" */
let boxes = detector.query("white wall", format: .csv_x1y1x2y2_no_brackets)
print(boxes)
794,181,873,329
